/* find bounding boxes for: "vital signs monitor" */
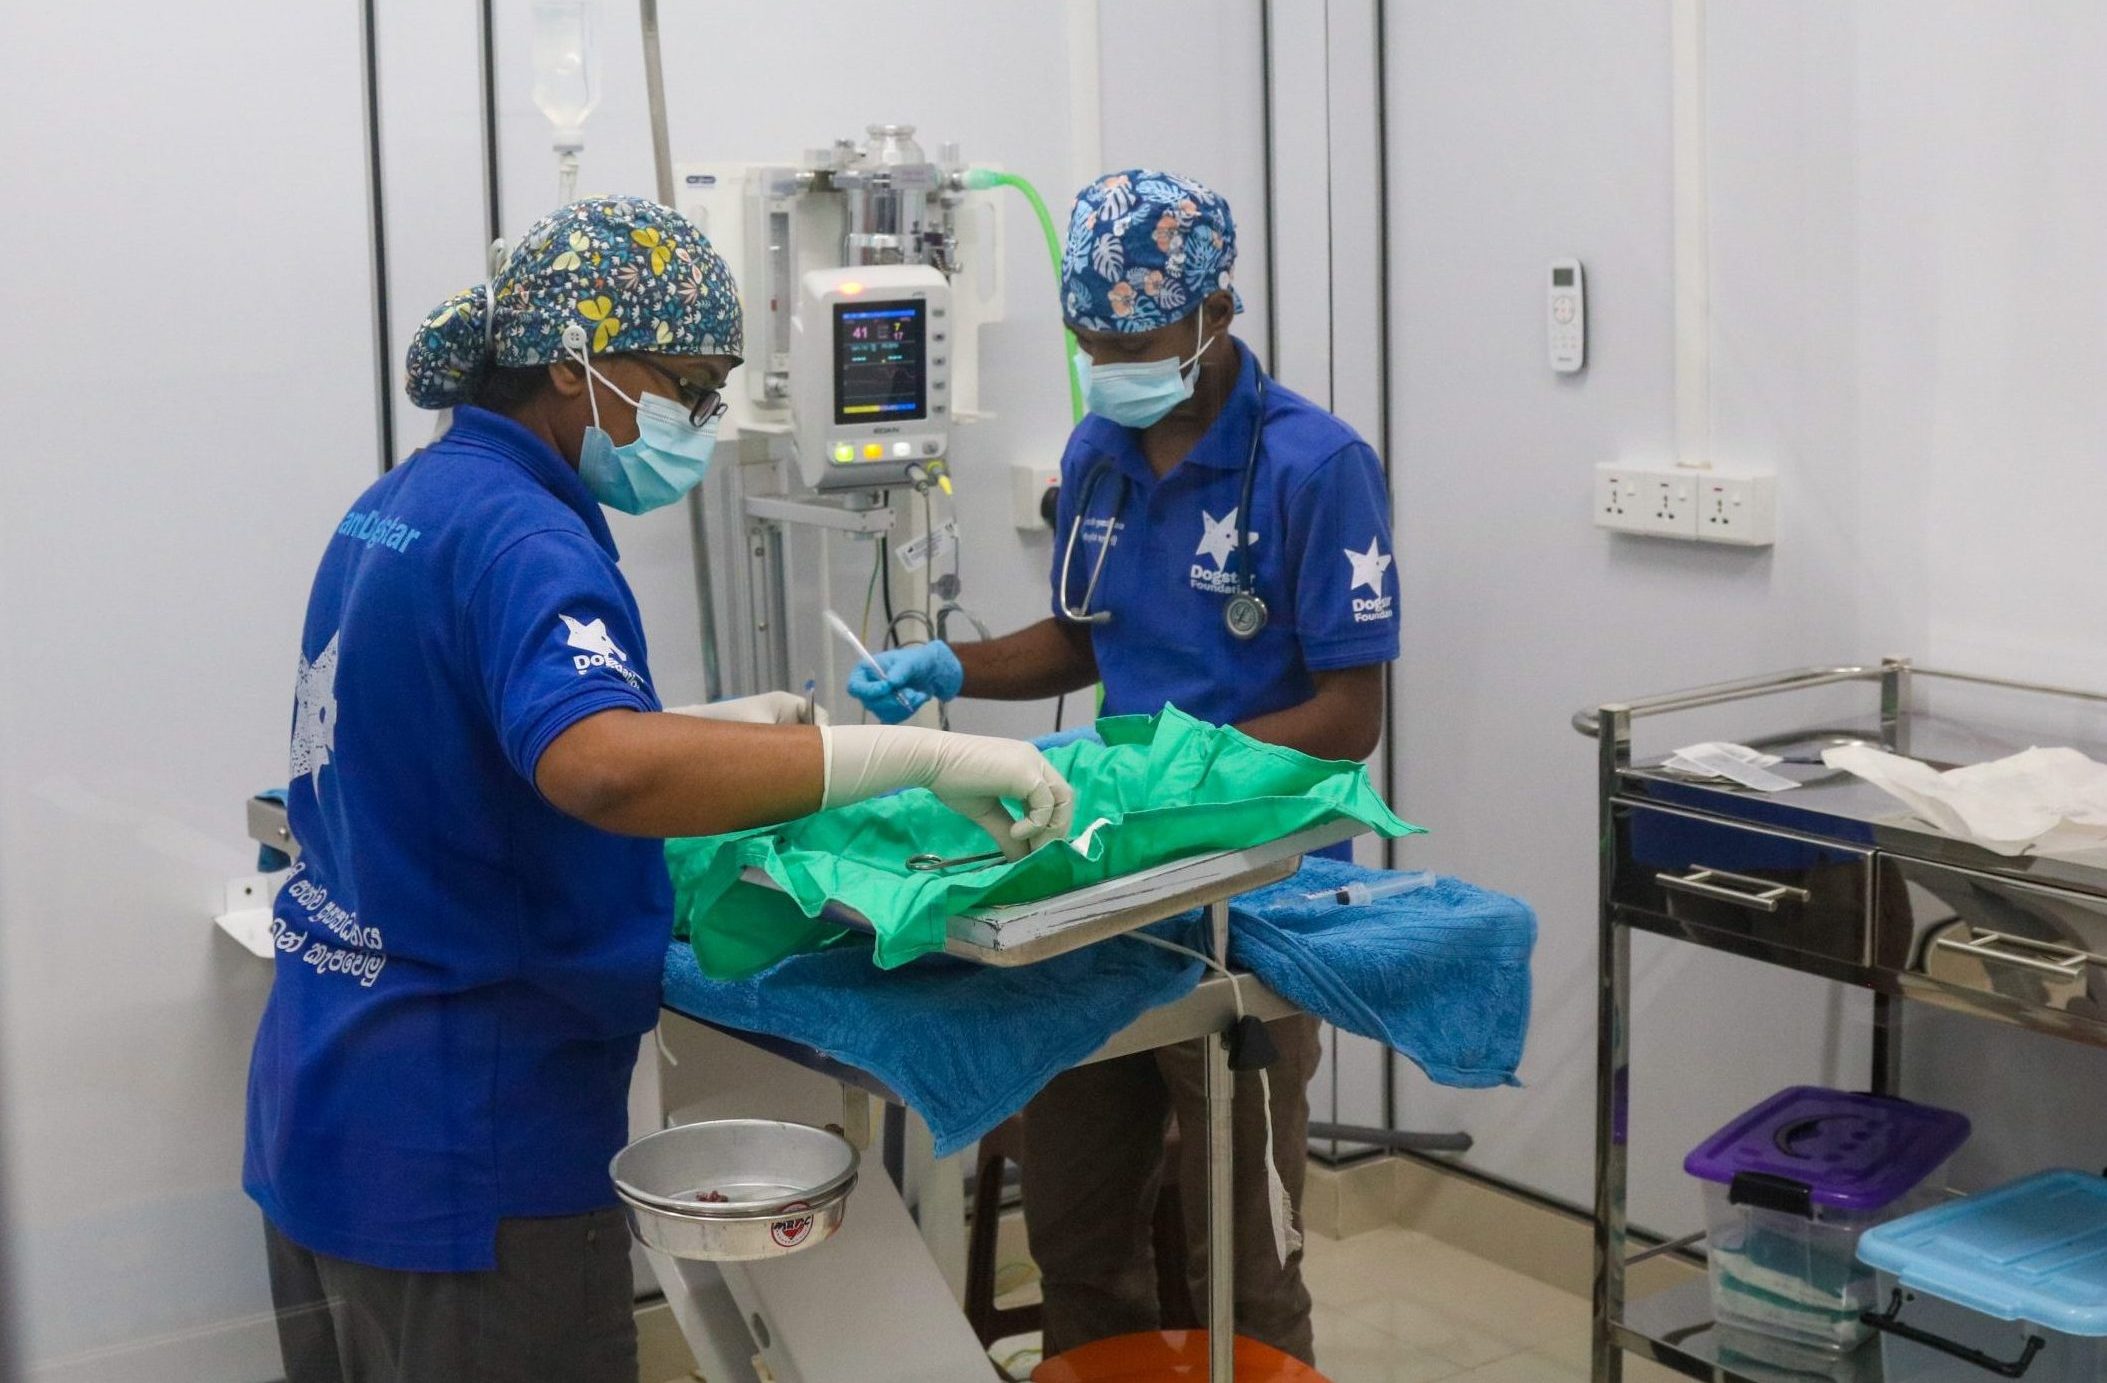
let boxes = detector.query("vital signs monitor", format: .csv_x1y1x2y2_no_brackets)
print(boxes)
791,265,952,491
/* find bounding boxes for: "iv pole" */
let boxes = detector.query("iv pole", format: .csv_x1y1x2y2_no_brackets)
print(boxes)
639,0,727,701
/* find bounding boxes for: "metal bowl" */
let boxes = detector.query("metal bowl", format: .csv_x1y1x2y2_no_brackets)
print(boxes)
611,1119,858,1262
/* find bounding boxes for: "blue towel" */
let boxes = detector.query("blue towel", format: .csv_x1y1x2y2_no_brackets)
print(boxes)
1228,857,1533,1089
659,863,1536,1155
660,916,1206,1157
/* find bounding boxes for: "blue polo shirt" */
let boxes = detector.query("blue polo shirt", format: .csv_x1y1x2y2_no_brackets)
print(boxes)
245,407,671,1273
1050,340,1400,728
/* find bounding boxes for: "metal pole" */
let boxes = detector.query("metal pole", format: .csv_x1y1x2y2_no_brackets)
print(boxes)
639,0,677,206
1881,655,1914,757
476,0,502,246
358,0,397,473
638,0,725,699
1591,706,1632,1383
1205,897,1237,1382
1258,0,1280,374
1871,992,1903,1098
1371,0,1402,1137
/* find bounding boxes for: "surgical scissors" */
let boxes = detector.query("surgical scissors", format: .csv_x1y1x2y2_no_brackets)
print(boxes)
906,849,1009,874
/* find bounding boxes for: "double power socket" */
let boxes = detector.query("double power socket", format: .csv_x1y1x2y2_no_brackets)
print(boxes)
1594,463,1776,547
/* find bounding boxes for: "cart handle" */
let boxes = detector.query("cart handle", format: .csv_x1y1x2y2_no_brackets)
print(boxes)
1861,1291,2046,1379
1572,663,2107,739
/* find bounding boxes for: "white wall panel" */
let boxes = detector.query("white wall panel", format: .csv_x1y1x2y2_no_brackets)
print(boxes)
0,1,379,1373
1381,0,2107,1233
1381,0,1869,1232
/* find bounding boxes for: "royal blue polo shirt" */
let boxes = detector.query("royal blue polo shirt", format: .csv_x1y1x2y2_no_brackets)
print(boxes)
245,406,671,1273
1050,340,1400,729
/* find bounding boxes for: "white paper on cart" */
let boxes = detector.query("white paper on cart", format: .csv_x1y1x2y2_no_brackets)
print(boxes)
1822,744,2107,856
1666,742,1798,793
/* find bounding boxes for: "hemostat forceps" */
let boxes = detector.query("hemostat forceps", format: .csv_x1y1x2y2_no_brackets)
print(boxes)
906,849,1009,874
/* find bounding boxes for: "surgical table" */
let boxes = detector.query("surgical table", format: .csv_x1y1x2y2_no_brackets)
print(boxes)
247,797,1355,1383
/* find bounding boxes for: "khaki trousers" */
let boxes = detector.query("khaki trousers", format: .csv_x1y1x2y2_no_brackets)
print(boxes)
1020,1014,1323,1364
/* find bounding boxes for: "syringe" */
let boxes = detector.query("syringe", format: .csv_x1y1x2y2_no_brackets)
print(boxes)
823,609,914,714
1304,871,1436,907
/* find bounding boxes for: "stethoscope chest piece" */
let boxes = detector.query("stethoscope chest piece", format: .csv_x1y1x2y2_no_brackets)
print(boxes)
1224,592,1269,640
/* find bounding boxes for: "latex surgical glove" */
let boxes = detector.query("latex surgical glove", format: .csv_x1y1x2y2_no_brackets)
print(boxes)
821,724,1074,857
846,642,965,725
1031,726,1103,753
666,691,828,727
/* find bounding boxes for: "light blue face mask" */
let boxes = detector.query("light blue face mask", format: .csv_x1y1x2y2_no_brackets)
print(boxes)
573,350,721,515
1075,312,1217,430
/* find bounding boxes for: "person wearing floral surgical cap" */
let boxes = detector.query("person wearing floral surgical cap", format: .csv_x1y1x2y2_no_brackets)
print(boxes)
848,169,1401,1366
246,197,1074,1382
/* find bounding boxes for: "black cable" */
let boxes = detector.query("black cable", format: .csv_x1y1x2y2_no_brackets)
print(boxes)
878,538,897,636
1053,694,1066,733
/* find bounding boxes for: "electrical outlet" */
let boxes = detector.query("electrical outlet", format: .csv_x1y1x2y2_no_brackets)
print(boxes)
1011,461,1061,530
1595,467,1638,527
1595,463,1698,538
1697,472,1777,547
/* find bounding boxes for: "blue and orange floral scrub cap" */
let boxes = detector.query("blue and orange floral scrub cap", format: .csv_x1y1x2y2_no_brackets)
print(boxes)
1060,169,1243,335
404,196,743,409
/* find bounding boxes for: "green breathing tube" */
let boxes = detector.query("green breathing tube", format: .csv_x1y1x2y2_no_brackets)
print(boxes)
965,168,1102,717
963,168,1083,424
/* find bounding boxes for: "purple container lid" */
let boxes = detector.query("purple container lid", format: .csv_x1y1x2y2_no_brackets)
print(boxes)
1684,1086,1971,1215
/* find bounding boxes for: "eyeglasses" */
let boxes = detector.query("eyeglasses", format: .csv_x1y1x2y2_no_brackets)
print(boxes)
636,360,727,428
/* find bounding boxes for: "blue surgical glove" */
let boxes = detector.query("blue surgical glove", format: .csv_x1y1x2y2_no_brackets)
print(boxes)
1031,726,1103,752
845,641,965,724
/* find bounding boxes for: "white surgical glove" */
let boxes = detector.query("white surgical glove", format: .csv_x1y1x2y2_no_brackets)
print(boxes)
666,692,828,727
820,724,1075,858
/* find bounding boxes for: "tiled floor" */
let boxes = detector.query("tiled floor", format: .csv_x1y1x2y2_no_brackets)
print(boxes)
1300,1227,1679,1383
991,1225,1683,1383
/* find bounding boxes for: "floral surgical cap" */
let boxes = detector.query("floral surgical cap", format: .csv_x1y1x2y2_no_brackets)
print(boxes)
404,196,743,409
1060,169,1243,334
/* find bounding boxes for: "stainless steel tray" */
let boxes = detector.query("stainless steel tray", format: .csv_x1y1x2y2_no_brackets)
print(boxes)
738,818,1363,966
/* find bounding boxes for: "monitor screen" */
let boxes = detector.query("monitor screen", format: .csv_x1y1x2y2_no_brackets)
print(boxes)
834,300,927,426
1552,267,1575,287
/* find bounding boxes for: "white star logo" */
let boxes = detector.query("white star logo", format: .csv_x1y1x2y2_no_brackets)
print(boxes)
1195,508,1258,571
290,633,340,783
560,614,627,663
1344,538,1392,595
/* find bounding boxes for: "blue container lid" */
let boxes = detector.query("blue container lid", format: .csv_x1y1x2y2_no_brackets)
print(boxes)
1683,1086,1971,1214
1858,1170,2107,1335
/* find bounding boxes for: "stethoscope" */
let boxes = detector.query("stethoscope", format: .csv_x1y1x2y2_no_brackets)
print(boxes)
1057,375,1271,640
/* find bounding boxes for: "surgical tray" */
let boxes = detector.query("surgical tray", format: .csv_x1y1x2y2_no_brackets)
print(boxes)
741,818,1363,966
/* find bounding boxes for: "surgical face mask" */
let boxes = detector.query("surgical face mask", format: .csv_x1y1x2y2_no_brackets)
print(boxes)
1075,311,1216,430
571,351,721,515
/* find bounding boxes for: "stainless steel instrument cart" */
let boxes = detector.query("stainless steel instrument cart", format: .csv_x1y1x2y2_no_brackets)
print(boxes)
1574,659,2107,1383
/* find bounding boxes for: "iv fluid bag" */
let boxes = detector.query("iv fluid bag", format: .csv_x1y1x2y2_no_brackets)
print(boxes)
531,0,601,136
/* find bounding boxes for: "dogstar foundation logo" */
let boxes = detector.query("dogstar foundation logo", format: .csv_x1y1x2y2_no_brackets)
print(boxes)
1190,508,1259,595
290,633,340,783
561,614,647,691
1345,538,1395,624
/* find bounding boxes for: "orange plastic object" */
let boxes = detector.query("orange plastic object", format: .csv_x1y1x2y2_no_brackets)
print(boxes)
1033,1331,1330,1382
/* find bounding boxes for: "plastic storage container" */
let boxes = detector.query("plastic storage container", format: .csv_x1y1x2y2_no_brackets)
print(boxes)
1858,1169,2107,1383
1685,1087,1971,1355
